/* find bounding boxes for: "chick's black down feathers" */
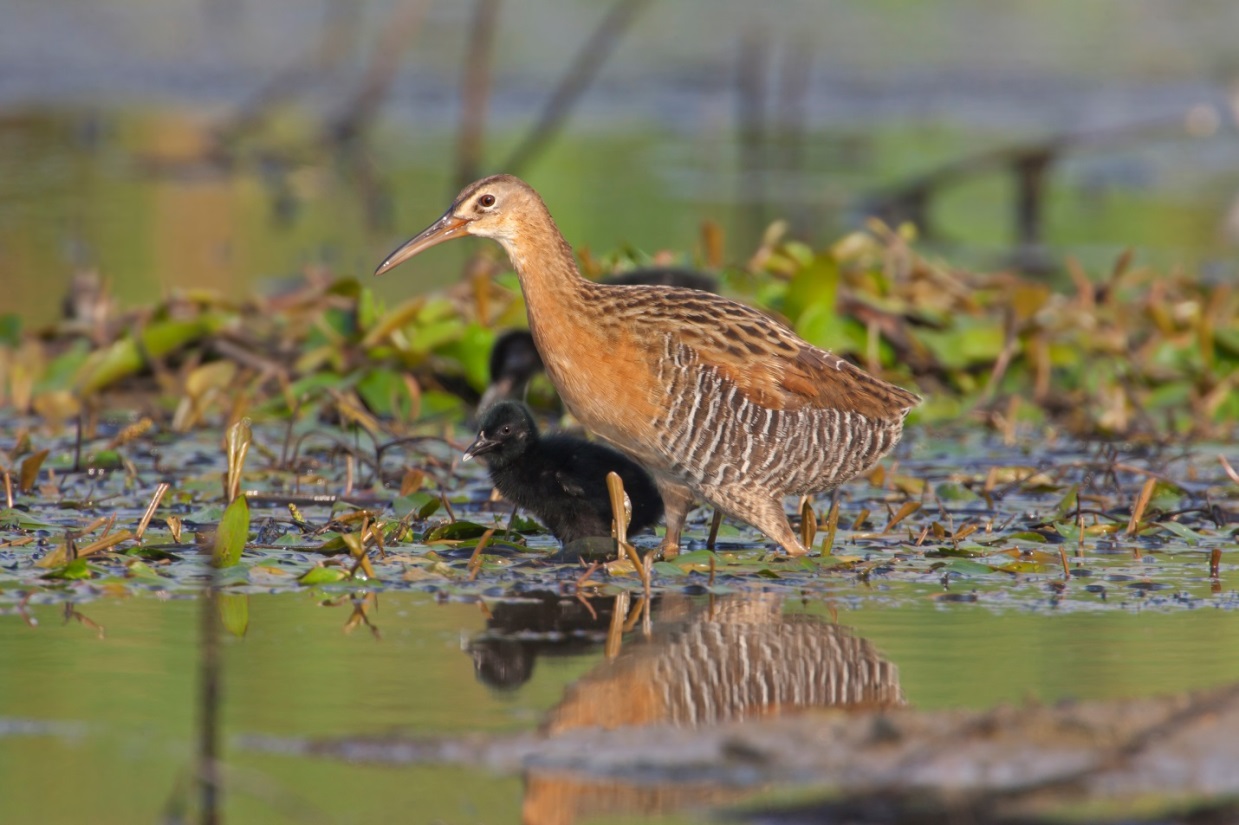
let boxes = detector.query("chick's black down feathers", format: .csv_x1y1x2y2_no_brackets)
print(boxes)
465,402,664,545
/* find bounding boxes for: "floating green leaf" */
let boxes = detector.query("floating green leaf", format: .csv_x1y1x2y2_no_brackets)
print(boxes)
652,561,688,578
0,509,55,529
945,558,995,575
212,495,250,568
424,520,493,542
1157,521,1203,545
42,558,94,580
298,566,349,586
125,560,164,580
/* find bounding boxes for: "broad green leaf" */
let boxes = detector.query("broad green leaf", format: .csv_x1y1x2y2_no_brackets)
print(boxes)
407,317,464,355
945,558,994,575
315,533,348,554
77,316,223,394
652,561,688,577
784,254,840,326
416,497,442,521
212,495,250,568
1054,522,1081,542
43,558,94,580
86,450,124,470
934,545,987,558
916,323,1007,370
1052,485,1079,521
440,323,497,392
670,550,716,571
0,508,55,529
508,514,545,533
356,368,417,419
36,340,91,392
1158,521,1203,545
935,482,978,502
125,560,164,581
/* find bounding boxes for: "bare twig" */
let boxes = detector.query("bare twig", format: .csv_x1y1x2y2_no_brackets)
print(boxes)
575,560,602,591
774,36,813,234
885,501,921,532
325,0,432,146
606,471,629,547
214,0,362,144
502,0,650,172
455,0,501,188
439,486,456,523
467,528,496,582
735,24,770,237
605,590,630,659
1220,454,1239,485
1126,477,1157,536
137,482,171,542
823,498,840,555
706,509,723,550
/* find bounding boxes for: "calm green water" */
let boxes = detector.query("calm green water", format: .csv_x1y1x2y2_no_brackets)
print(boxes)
4,589,1239,823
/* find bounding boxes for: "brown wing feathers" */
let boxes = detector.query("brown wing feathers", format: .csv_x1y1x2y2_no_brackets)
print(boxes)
644,291,919,420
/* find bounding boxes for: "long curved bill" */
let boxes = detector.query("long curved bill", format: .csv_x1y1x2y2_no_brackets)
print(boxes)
374,210,470,276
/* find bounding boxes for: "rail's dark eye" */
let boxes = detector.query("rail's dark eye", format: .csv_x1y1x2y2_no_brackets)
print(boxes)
479,194,496,208
500,424,511,435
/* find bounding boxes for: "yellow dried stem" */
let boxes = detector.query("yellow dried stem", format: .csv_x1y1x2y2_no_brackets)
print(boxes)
886,501,921,532
1126,477,1158,536
136,483,171,541
606,471,629,546
823,500,840,555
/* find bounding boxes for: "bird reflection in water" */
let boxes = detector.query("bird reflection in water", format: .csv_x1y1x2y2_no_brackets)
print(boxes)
468,593,903,825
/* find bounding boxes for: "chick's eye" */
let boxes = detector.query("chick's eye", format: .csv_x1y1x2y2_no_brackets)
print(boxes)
500,424,511,434
478,194,496,208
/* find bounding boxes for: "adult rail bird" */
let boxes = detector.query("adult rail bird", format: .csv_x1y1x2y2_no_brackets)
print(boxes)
376,174,920,555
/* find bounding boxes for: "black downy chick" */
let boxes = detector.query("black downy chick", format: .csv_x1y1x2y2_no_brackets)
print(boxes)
464,402,664,545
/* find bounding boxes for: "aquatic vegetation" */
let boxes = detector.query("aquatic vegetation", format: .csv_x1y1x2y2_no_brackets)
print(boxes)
0,224,1233,440
0,227,1234,605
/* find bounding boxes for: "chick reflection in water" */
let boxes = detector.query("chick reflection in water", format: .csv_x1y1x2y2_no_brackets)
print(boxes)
471,594,904,825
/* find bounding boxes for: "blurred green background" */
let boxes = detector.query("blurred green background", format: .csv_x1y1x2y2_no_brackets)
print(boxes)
2,0,1238,326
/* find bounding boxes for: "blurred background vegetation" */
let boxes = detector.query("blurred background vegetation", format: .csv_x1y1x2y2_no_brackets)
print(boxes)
2,0,1239,323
